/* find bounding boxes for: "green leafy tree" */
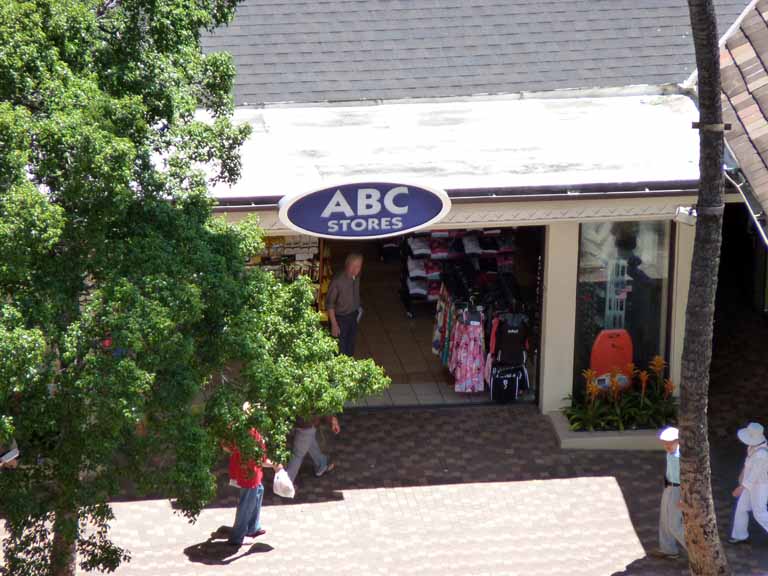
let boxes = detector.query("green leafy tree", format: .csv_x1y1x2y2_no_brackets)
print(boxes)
0,2,389,575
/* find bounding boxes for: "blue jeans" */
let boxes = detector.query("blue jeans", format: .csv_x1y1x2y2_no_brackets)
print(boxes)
229,484,264,544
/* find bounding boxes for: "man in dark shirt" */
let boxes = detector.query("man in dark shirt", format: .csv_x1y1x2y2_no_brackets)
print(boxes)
326,252,363,356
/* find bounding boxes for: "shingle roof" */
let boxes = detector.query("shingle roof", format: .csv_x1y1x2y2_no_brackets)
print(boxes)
202,0,748,105
721,0,768,223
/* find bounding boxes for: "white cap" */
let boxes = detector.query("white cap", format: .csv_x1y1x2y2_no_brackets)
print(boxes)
737,422,766,446
659,427,679,442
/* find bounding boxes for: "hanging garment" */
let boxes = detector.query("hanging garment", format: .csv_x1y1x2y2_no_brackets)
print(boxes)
441,306,454,366
430,239,451,259
449,316,485,393
427,281,441,301
407,256,427,278
407,236,431,256
462,235,482,255
448,237,466,259
486,312,530,400
497,235,516,253
483,351,494,384
494,314,529,366
432,286,448,354
407,277,428,296
479,236,499,254
425,260,442,280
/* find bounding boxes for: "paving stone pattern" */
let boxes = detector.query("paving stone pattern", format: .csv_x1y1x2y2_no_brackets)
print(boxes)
5,254,768,575
90,404,764,576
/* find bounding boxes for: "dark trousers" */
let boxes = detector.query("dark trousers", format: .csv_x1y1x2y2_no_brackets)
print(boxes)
336,311,358,356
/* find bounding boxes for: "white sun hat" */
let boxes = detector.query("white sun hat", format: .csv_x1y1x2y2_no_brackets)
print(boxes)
659,427,679,442
737,422,767,446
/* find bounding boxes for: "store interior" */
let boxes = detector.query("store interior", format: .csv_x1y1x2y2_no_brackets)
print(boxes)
249,226,545,407
324,226,545,407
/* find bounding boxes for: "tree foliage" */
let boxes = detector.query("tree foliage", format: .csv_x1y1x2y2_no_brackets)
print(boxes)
0,1,389,574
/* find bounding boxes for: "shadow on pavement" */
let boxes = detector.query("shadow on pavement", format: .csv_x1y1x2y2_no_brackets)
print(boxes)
183,525,274,565
611,555,688,576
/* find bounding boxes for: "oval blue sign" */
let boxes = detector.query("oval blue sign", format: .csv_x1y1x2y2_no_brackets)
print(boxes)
278,182,451,239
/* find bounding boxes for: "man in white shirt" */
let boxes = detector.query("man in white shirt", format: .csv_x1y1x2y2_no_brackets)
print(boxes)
653,426,686,559
730,422,768,544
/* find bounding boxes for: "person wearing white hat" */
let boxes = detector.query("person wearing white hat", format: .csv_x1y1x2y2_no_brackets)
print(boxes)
730,422,768,544
652,426,686,559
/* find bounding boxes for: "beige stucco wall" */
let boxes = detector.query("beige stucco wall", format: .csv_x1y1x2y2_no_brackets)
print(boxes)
670,223,695,390
538,222,580,413
217,194,700,233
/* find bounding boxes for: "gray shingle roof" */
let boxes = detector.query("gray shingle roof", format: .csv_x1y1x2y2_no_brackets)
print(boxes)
202,0,750,105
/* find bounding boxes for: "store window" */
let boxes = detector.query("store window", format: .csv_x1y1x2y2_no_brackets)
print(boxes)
573,221,672,393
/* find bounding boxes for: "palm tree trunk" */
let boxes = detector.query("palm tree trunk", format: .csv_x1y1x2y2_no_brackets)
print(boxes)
681,1,730,575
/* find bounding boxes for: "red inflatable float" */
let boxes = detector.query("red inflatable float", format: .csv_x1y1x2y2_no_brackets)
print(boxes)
590,329,633,389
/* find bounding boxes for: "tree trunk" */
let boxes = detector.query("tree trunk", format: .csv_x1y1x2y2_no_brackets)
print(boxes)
51,510,77,576
681,1,730,575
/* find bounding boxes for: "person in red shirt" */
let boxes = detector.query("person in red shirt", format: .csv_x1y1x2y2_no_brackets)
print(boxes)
224,427,282,547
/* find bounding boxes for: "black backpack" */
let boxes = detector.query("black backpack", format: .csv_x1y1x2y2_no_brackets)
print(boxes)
490,364,528,404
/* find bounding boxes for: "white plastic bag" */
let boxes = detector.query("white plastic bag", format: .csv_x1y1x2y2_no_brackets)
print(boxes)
273,468,295,499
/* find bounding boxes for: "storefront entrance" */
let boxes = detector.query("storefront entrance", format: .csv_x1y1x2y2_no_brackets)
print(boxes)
323,226,545,407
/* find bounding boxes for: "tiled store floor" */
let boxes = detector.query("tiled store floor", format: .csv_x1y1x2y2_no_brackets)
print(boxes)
332,241,536,408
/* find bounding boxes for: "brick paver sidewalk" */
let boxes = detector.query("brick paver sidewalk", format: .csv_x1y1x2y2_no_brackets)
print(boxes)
91,406,764,576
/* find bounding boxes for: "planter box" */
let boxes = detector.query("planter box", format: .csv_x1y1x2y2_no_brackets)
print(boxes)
547,410,661,451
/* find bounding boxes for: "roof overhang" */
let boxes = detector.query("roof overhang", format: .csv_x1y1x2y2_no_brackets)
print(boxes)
720,0,768,247
208,92,702,209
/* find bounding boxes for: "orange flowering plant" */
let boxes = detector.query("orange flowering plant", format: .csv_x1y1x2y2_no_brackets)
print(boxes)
564,355,677,432
650,355,666,377
638,370,650,404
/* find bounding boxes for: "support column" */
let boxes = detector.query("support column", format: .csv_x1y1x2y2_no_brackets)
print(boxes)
539,222,580,414
670,223,695,388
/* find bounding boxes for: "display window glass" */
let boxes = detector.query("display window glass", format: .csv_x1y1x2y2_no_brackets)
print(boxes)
573,221,671,394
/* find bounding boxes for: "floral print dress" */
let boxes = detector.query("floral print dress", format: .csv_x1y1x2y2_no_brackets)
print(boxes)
449,317,485,393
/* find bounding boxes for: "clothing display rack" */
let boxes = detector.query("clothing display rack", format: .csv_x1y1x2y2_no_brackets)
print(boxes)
399,233,445,318
425,228,540,400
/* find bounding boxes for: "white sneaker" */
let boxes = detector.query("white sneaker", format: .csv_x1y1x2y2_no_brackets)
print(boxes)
314,462,336,477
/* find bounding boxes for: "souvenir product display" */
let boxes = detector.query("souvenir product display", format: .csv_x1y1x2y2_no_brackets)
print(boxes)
424,228,540,399
247,236,331,318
